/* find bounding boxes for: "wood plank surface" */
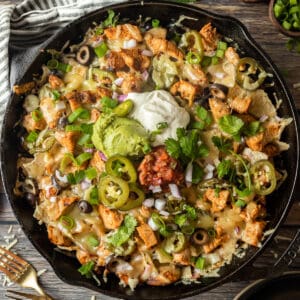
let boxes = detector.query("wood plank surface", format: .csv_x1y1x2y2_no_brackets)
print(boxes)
0,1,299,300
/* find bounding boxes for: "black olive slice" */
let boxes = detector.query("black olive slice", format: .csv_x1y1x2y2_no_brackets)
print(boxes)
78,200,93,213
76,45,94,65
209,83,229,100
191,228,209,245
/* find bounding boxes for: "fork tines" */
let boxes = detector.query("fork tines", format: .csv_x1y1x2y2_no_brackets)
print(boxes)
0,246,29,280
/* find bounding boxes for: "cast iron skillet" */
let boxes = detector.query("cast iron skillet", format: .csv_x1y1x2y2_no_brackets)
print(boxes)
1,1,299,299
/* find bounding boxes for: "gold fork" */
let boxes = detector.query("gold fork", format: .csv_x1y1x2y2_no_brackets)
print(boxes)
6,290,51,300
0,247,53,299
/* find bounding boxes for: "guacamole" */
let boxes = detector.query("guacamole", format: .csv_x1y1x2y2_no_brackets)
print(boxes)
92,114,150,158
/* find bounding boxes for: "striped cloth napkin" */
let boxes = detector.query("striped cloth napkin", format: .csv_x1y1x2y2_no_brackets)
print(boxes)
0,0,123,132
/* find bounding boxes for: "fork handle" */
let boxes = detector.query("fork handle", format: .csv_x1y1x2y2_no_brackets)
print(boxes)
31,280,46,296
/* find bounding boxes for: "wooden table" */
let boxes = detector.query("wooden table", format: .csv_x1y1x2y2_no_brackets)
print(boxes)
0,1,299,299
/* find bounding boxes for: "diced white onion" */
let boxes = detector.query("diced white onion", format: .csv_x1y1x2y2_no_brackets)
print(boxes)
159,210,170,216
259,115,268,122
114,77,124,86
141,49,153,57
215,72,225,79
55,170,68,183
168,184,182,199
81,180,91,190
148,217,159,231
149,185,162,193
123,39,137,49
50,196,57,203
112,91,119,99
115,262,134,273
185,162,193,186
141,70,149,81
23,94,39,112
203,164,215,180
143,198,155,207
55,101,66,111
155,198,166,211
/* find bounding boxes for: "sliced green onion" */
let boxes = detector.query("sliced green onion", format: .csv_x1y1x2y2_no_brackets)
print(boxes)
274,4,284,18
88,186,99,205
76,152,92,166
94,42,108,58
181,224,195,235
186,51,201,64
152,19,160,28
26,131,39,143
68,107,90,123
195,257,205,270
201,56,212,67
85,167,97,180
31,110,43,121
217,41,228,51
211,56,219,65
47,59,72,73
47,59,59,69
60,215,75,230
235,199,246,208
52,90,61,101
86,234,100,247
216,49,225,58
290,0,297,6
77,133,91,146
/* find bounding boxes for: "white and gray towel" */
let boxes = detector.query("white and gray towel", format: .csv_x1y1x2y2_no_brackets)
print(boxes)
0,0,124,132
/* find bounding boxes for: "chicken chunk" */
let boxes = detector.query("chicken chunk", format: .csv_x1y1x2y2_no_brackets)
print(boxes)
54,131,79,153
47,225,72,246
147,265,181,286
106,51,126,71
145,33,184,61
199,23,218,52
225,47,240,66
39,97,63,128
245,132,264,152
13,81,35,95
90,151,106,173
170,80,198,107
136,223,158,249
146,27,167,39
120,49,151,72
22,113,46,132
48,74,64,89
204,188,230,213
241,221,266,247
99,205,124,230
104,24,143,42
209,97,231,121
230,96,252,114
116,71,144,94
173,249,191,266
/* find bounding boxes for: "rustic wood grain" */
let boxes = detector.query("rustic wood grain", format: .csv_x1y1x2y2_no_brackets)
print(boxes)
0,0,299,299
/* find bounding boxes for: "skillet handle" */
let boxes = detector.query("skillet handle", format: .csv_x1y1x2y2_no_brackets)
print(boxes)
233,228,300,281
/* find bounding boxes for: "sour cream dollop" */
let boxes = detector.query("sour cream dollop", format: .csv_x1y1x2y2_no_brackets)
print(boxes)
127,90,190,146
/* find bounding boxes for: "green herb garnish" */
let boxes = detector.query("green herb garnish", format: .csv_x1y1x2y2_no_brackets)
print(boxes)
78,261,95,279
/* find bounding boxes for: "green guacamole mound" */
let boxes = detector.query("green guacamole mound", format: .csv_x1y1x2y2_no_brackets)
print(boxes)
92,114,150,158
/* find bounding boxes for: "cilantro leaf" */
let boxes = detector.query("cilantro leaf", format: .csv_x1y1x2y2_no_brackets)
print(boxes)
218,115,245,137
78,261,95,279
106,215,137,247
212,136,232,153
165,138,181,159
217,159,235,180
183,204,197,220
102,9,118,27
242,121,262,137
193,106,212,130
192,163,204,184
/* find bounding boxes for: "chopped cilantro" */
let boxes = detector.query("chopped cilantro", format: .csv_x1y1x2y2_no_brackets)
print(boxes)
218,115,245,140
107,215,137,247
78,261,95,279
192,163,204,184
242,121,262,137
174,214,188,227
183,204,197,220
212,136,232,153
217,159,235,180
193,106,212,130
165,129,209,164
